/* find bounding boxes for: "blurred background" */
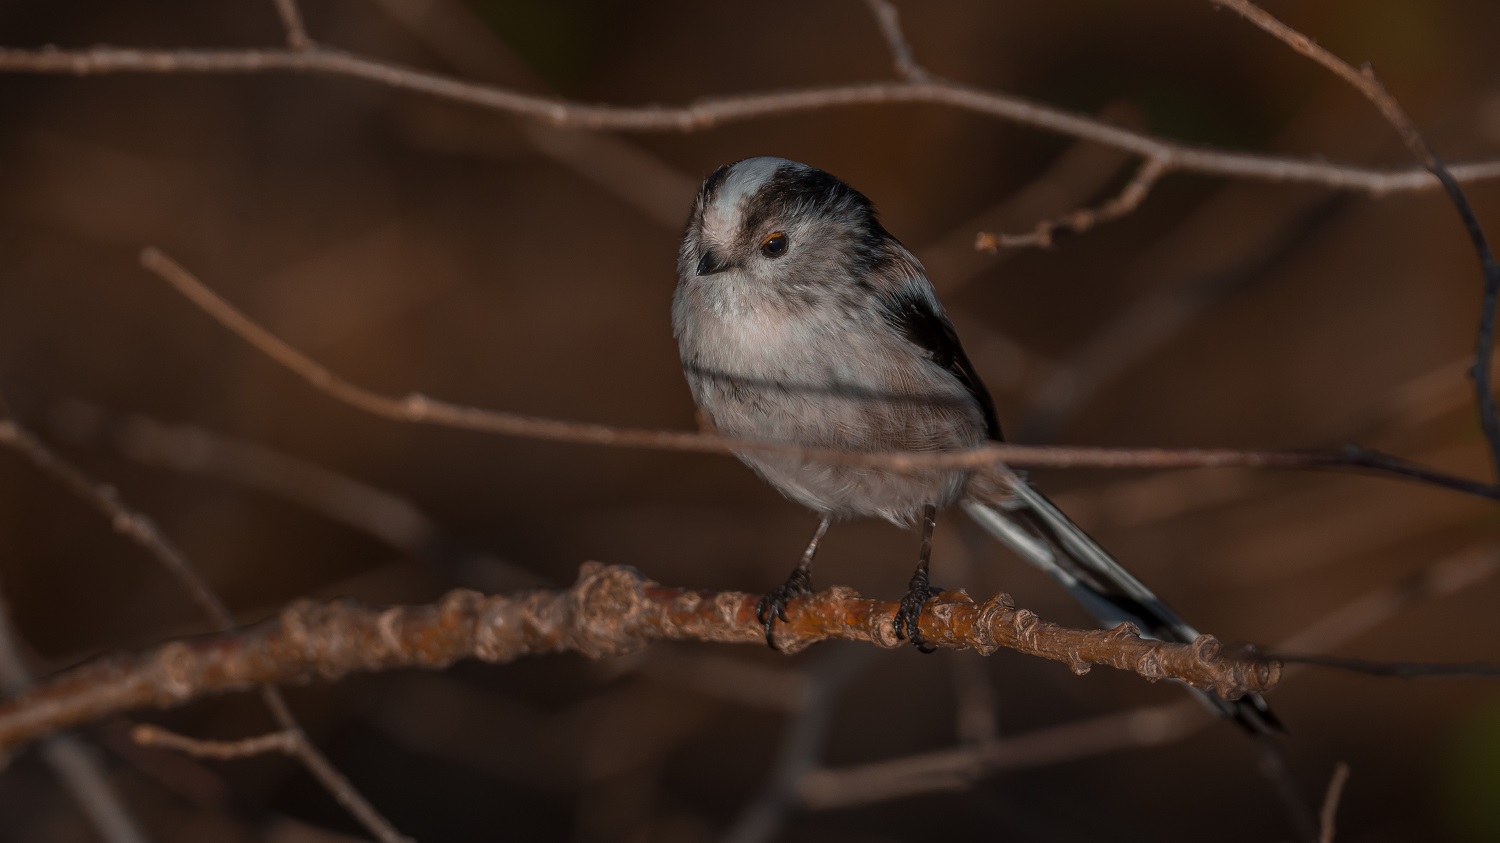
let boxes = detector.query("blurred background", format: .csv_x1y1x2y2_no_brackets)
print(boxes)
1,0,1499,840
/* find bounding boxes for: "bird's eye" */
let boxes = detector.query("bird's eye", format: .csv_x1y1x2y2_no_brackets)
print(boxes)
760,232,789,258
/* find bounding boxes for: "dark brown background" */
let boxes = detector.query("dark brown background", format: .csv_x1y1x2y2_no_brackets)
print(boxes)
1,1,1498,840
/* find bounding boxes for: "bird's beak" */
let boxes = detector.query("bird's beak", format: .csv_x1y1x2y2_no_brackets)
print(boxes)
696,249,731,276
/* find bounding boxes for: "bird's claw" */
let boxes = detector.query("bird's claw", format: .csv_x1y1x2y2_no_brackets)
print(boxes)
756,567,813,649
893,583,942,653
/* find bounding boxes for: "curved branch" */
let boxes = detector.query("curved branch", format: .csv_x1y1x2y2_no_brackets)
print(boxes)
0,563,1279,756
136,247,1500,500
1,45,1498,193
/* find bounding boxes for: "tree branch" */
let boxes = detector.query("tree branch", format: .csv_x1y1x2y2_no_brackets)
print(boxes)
131,724,301,760
1208,0,1500,481
0,563,1280,757
863,0,929,82
0,581,153,843
1318,763,1352,843
0,45,1497,194
797,541,1500,811
975,156,1172,251
270,0,312,51
137,247,1500,499
0,399,408,843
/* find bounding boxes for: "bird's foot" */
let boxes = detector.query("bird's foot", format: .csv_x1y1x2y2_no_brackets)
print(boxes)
756,566,813,649
893,578,943,653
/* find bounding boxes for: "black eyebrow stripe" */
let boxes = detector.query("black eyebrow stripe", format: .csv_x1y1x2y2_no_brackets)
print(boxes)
700,163,732,205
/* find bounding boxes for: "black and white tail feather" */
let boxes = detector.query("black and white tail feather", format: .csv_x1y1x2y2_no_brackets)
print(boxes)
963,479,1280,734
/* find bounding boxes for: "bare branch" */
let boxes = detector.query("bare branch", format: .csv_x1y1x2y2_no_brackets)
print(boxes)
1318,763,1352,843
132,725,300,760
136,247,1500,499
1020,194,1342,437
0,402,408,843
0,563,1281,757
920,101,1143,295
270,0,313,51
975,156,1171,251
1271,653,1500,679
863,0,929,82
723,648,874,843
0,584,153,843
1207,0,1435,165
1,46,1498,194
0,414,228,627
371,0,698,230
46,403,538,588
798,542,1500,810
1208,0,1500,481
799,701,1209,809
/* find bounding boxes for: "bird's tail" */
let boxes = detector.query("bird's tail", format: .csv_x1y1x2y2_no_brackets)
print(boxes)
961,479,1279,734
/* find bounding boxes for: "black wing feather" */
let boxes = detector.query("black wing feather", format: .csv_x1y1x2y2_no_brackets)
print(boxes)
879,290,1002,440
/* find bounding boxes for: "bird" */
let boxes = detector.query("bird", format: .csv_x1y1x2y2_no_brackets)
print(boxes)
671,156,1276,732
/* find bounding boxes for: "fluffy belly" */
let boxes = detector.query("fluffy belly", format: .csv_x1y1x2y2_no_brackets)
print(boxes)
687,365,987,525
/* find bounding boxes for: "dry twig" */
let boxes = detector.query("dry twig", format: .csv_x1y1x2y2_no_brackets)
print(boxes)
0,563,1280,757
722,648,874,843
137,247,1500,499
1208,0,1500,480
863,0,929,82
46,403,536,588
0,582,153,843
797,542,1500,810
131,725,301,760
975,157,1172,251
0,408,409,843
270,0,312,51
0,46,1497,195
1318,763,1352,843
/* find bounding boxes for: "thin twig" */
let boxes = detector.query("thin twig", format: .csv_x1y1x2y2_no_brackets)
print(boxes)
132,724,301,760
1020,195,1345,438
0,563,1282,756
0,404,409,843
1272,653,1500,679
47,403,536,588
1,46,1498,194
1208,0,1500,480
1318,763,1351,843
270,0,313,51
799,701,1209,809
722,648,874,843
370,0,698,230
862,0,929,82
137,247,1500,499
798,542,1500,810
920,101,1143,295
975,157,1171,251
0,584,154,843
34,741,155,843
0,415,226,626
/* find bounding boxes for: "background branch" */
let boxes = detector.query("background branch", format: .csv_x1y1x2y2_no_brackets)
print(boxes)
0,581,153,843
138,246,1500,499
269,0,311,51
1209,0,1500,484
0,46,1498,193
797,541,1500,810
0,404,408,842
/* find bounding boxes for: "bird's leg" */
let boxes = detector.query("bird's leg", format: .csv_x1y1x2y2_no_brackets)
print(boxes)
894,504,942,652
757,514,833,649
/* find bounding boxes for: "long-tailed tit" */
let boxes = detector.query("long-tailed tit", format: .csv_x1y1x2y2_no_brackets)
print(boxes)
673,157,1275,732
